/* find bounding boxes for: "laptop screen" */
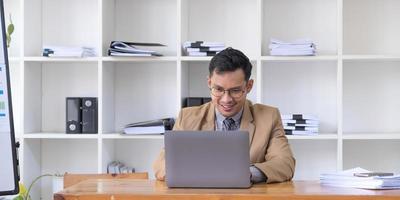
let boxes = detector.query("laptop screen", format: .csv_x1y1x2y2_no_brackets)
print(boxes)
0,0,19,196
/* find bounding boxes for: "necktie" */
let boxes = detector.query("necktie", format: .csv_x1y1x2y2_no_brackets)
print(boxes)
223,118,236,131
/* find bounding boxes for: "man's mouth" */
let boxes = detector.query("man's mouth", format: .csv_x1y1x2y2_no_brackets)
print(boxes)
220,104,235,111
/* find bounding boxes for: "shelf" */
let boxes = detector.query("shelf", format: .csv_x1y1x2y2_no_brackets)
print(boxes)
182,0,258,57
101,133,337,140
14,134,23,141
343,133,400,140
9,0,400,195
9,57,22,62
102,56,177,62
343,55,400,61
180,56,213,61
180,56,258,62
343,0,400,55
101,133,164,139
343,62,400,133
262,62,338,134
23,57,100,62
262,0,337,56
102,0,177,56
286,134,337,140
23,133,99,139
21,55,400,63
261,55,337,62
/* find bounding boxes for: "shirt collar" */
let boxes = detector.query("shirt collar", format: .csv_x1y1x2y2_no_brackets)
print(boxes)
215,107,244,124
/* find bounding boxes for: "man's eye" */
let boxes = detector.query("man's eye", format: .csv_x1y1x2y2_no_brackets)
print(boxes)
231,89,242,93
215,88,224,92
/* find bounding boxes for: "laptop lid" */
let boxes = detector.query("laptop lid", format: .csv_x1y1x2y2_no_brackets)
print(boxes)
165,131,251,188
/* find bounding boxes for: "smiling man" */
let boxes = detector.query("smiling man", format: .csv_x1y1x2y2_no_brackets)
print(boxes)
153,47,295,183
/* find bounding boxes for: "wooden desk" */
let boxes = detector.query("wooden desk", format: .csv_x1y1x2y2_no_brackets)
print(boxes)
54,179,400,200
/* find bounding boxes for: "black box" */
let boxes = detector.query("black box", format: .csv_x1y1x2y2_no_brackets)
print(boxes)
82,97,98,133
66,97,82,133
185,97,203,107
184,97,212,108
202,97,211,104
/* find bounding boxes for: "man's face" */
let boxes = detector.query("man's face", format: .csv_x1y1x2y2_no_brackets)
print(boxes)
208,68,253,118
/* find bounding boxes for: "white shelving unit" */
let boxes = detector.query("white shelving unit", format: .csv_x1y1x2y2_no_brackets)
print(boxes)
4,0,400,199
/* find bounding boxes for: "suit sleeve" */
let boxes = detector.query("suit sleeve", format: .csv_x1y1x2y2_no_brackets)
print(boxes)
152,110,184,181
254,108,296,183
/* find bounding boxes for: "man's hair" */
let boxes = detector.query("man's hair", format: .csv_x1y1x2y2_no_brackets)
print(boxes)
209,47,252,81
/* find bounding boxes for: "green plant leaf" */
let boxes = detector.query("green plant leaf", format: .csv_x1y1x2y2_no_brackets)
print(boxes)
7,23,14,35
13,195,24,200
24,174,53,200
6,13,13,48
6,33,11,48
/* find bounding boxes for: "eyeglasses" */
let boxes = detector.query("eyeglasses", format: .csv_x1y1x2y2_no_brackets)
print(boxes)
210,86,246,98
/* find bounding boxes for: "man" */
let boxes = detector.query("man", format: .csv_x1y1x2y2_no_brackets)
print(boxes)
153,47,295,183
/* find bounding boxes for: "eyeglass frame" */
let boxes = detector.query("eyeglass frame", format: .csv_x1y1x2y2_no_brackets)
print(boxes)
209,85,248,99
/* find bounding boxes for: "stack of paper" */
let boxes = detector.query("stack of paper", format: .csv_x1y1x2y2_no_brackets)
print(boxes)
123,118,175,135
320,167,400,189
107,161,135,174
183,41,225,56
108,41,165,57
281,114,319,135
43,46,96,57
269,38,316,56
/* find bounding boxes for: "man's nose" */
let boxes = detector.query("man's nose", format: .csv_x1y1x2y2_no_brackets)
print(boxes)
220,91,233,102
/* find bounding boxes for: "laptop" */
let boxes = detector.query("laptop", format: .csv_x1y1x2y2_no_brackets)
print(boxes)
165,131,251,188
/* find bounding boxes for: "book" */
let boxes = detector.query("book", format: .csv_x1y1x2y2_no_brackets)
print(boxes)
43,46,96,57
186,47,226,52
270,38,314,45
269,43,315,50
269,38,316,56
108,41,164,57
284,126,319,132
320,167,400,189
187,51,220,56
281,114,318,120
107,161,135,174
123,126,165,134
183,41,225,48
285,130,318,135
108,50,159,57
270,49,315,56
284,123,318,127
111,41,166,47
123,118,175,135
282,119,319,125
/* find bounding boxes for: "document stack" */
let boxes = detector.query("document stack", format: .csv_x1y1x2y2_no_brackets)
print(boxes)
123,118,175,135
108,41,165,57
183,41,225,56
107,161,135,174
281,114,319,135
269,38,316,56
43,46,96,57
320,167,400,189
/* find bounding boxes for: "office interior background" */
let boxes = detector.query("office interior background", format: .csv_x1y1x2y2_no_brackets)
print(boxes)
4,0,400,199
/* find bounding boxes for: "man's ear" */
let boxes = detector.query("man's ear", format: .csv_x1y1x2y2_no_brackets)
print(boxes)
246,79,254,93
207,75,211,88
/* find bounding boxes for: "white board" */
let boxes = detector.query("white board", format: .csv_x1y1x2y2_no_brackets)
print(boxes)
0,0,19,196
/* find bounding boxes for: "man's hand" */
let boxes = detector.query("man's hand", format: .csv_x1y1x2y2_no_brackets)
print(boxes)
250,165,267,183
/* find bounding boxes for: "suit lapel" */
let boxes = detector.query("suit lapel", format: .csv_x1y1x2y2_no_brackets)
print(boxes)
240,100,255,144
201,101,255,143
201,102,216,130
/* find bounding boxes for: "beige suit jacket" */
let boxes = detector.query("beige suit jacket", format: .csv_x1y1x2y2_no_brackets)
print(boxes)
153,100,295,183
